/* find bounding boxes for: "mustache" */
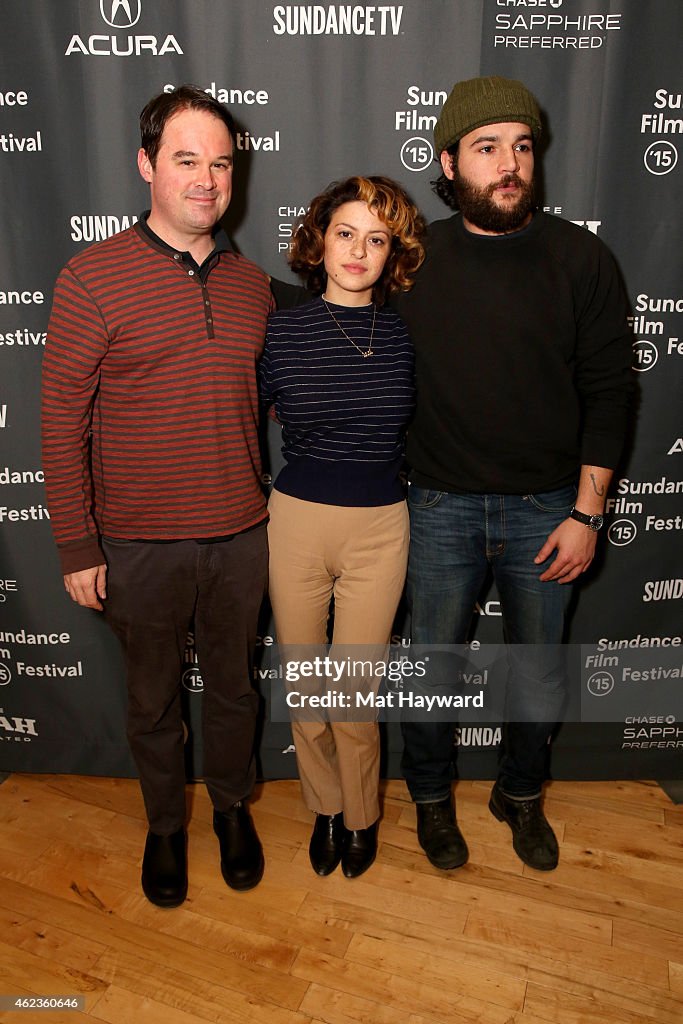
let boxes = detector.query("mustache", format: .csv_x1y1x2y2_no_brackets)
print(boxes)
486,174,526,195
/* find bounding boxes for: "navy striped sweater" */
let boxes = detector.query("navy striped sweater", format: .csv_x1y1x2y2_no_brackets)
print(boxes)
260,297,415,506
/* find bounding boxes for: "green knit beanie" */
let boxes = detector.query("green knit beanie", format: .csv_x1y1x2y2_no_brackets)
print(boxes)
434,76,542,154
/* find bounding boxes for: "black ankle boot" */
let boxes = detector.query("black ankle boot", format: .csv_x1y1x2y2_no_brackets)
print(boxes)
341,822,378,879
141,828,187,907
489,783,558,870
416,795,468,870
309,812,346,875
213,801,264,891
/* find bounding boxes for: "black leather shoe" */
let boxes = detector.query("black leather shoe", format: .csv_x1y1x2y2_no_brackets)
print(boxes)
213,802,264,891
309,812,346,876
489,783,559,871
141,828,187,908
341,822,378,879
416,795,469,870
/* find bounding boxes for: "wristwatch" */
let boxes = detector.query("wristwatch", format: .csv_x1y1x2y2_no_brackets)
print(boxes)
570,507,604,531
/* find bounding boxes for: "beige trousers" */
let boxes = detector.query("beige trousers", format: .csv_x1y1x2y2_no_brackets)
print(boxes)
267,489,409,829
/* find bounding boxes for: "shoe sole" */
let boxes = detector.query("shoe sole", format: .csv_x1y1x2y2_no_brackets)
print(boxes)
417,839,471,872
419,844,468,871
220,860,265,891
141,885,188,908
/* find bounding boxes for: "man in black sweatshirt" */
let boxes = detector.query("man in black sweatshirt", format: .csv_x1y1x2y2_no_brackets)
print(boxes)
395,76,633,872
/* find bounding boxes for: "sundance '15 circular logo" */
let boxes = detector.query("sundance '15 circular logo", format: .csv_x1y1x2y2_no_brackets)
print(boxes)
182,667,204,693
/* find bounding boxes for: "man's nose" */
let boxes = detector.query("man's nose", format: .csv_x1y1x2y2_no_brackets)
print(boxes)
195,165,217,189
498,147,520,174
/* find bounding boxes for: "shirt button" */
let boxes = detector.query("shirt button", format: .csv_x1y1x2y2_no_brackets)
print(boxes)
173,253,181,260
188,270,195,276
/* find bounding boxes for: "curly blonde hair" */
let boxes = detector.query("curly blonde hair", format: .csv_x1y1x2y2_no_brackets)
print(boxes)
289,175,426,305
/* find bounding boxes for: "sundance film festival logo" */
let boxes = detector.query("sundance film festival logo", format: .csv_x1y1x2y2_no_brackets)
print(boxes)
182,630,203,692
641,89,681,176
66,0,183,56
182,667,204,693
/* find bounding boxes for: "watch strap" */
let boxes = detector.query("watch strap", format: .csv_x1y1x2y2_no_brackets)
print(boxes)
570,507,604,531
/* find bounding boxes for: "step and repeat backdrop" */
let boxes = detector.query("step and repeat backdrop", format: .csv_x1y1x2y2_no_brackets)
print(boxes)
1,1,682,782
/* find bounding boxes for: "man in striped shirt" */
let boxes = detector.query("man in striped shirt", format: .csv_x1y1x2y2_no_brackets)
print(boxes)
41,86,272,906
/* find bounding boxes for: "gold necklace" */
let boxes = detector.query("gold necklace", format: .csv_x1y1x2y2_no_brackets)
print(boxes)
322,296,376,358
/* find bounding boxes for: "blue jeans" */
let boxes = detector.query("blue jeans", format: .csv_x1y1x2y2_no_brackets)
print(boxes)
401,484,576,800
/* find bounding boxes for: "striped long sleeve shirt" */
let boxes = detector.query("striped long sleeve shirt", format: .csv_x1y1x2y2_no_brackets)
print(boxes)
260,297,415,506
41,223,272,574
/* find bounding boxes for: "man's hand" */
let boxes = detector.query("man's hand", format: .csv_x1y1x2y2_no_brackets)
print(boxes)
534,518,597,583
64,564,108,610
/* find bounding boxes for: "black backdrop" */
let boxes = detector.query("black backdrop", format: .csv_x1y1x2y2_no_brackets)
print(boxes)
1,0,682,781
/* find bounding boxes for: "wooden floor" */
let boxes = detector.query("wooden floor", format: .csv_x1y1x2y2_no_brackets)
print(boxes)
0,775,682,1024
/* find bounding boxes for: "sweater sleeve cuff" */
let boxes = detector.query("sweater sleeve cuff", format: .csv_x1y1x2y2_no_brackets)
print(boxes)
58,537,106,576
580,432,625,471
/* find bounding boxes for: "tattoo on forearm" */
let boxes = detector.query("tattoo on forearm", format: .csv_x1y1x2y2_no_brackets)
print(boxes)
590,473,605,496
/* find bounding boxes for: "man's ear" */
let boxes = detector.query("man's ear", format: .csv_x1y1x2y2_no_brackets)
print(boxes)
440,149,456,181
137,148,153,184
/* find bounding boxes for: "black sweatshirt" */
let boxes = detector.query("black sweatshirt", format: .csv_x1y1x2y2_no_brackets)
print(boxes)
395,211,633,494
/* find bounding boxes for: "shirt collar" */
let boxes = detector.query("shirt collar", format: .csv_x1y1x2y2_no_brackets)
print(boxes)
136,210,234,262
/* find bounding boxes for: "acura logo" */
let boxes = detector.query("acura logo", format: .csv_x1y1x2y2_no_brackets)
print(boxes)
100,0,141,29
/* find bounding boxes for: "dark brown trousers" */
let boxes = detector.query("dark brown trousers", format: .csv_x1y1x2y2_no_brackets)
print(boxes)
103,527,267,834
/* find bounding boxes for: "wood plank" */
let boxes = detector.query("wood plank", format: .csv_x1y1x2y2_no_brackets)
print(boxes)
298,890,469,947
267,853,469,933
297,891,550,991
300,981,438,1024
612,917,683,963
89,948,312,1024
353,846,614,944
0,877,309,1012
291,947,525,1024
670,961,683,997
563,819,683,865
301,984,556,1024
11,917,108,972
463,911,668,987
370,847,683,937
88,985,215,1024
0,938,106,1001
189,886,352,959
343,932,526,1011
524,979,683,1024
532,779,668,822
32,774,146,820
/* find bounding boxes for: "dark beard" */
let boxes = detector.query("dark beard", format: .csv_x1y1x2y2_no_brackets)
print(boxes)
452,169,536,233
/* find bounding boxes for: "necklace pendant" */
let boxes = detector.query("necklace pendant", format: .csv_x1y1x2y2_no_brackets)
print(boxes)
363,349,373,358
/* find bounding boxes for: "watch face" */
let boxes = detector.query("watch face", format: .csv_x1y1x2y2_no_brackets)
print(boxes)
590,515,604,530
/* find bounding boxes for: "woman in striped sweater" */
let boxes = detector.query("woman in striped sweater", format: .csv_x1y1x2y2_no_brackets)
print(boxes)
260,176,425,878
